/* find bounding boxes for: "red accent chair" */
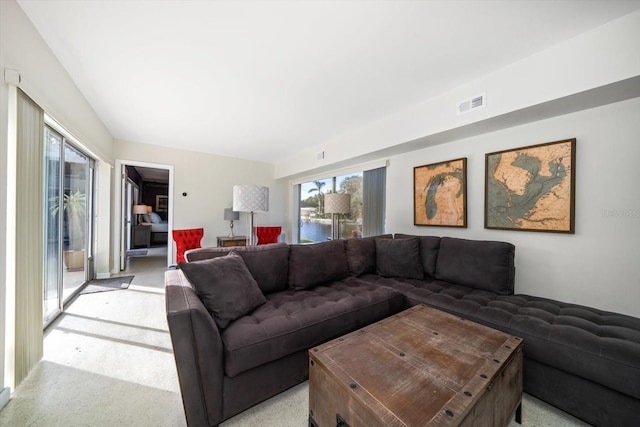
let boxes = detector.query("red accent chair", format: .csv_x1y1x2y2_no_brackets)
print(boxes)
172,228,204,263
255,226,281,245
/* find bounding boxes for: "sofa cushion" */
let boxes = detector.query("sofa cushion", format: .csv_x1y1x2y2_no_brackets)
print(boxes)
184,246,232,262
236,245,289,294
179,252,266,329
344,237,375,276
394,234,441,277
344,237,376,276
220,277,405,377
375,237,424,280
344,235,392,276
356,273,417,293
288,240,350,290
185,243,289,294
435,237,515,295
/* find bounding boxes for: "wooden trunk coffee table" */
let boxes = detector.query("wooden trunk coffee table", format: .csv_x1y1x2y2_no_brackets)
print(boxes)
309,305,523,427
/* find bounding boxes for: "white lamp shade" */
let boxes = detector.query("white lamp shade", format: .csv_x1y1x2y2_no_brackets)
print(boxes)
132,204,148,215
233,185,269,212
224,208,239,220
324,193,351,214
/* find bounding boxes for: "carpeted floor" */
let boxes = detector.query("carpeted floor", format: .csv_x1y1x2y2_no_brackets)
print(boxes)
79,275,134,294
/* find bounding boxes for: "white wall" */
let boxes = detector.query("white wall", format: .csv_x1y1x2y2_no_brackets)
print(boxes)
384,97,640,318
0,0,114,396
0,1,114,163
114,140,289,265
275,10,640,180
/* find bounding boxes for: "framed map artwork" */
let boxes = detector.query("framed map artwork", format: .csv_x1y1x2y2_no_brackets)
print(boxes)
414,158,467,227
485,138,576,233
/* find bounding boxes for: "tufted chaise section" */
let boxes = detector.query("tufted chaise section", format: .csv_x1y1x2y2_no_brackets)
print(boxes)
406,288,640,396
403,285,640,426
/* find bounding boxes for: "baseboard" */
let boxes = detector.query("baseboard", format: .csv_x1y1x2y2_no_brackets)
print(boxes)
96,272,111,280
0,387,11,411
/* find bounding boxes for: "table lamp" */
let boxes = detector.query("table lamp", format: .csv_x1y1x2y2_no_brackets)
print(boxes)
224,208,240,237
132,204,148,226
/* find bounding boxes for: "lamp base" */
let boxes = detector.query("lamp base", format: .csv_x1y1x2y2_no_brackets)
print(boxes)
228,220,235,238
247,212,257,245
330,213,341,240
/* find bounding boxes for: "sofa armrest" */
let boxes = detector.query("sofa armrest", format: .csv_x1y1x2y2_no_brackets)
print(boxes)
165,269,224,426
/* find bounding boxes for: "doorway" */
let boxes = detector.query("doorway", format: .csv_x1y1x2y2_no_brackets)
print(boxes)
114,160,174,272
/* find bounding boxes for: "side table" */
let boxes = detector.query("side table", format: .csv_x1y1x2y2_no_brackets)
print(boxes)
133,225,151,248
217,236,247,247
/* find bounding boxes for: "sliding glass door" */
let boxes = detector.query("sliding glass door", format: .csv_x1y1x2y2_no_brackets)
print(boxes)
43,127,62,323
43,125,94,326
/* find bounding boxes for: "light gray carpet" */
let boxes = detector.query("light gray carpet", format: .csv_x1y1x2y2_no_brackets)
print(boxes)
219,382,591,427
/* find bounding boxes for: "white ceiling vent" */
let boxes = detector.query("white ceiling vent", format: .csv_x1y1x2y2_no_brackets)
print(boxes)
457,93,486,115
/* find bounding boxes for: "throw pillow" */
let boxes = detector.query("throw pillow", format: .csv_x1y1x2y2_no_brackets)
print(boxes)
435,237,515,295
394,233,441,277
149,212,162,223
179,252,266,329
344,237,376,276
375,237,424,280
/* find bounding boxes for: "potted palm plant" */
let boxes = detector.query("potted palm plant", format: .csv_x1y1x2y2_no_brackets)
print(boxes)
50,189,86,271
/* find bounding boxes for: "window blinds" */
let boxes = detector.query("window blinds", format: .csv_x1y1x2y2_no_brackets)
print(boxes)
11,88,44,389
362,167,386,237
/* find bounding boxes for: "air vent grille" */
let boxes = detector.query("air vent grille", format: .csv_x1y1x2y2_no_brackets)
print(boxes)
457,93,486,115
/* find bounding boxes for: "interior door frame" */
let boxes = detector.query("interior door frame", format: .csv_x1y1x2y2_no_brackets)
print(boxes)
119,174,136,271
113,159,174,272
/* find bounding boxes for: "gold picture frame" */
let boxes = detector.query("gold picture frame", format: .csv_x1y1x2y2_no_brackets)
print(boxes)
414,158,467,227
485,138,576,233
155,195,168,212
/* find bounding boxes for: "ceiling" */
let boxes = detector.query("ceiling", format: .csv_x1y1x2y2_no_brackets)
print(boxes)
132,166,169,184
17,0,640,164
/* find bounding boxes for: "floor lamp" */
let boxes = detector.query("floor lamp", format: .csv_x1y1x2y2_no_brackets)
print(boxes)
324,193,351,240
233,185,269,245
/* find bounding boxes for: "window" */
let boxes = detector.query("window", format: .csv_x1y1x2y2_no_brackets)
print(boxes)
297,166,385,243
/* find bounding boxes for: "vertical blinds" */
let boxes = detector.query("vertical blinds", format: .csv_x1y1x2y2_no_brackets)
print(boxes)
362,167,386,237
12,89,44,388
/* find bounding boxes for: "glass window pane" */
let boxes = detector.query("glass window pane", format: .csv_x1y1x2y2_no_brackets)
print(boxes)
62,143,88,301
336,172,363,239
299,178,332,243
43,127,62,323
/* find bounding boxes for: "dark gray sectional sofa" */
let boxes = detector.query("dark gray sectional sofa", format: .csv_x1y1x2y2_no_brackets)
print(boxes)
165,235,640,427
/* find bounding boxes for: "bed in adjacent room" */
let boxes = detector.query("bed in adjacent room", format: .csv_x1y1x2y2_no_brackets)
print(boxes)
141,212,168,244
